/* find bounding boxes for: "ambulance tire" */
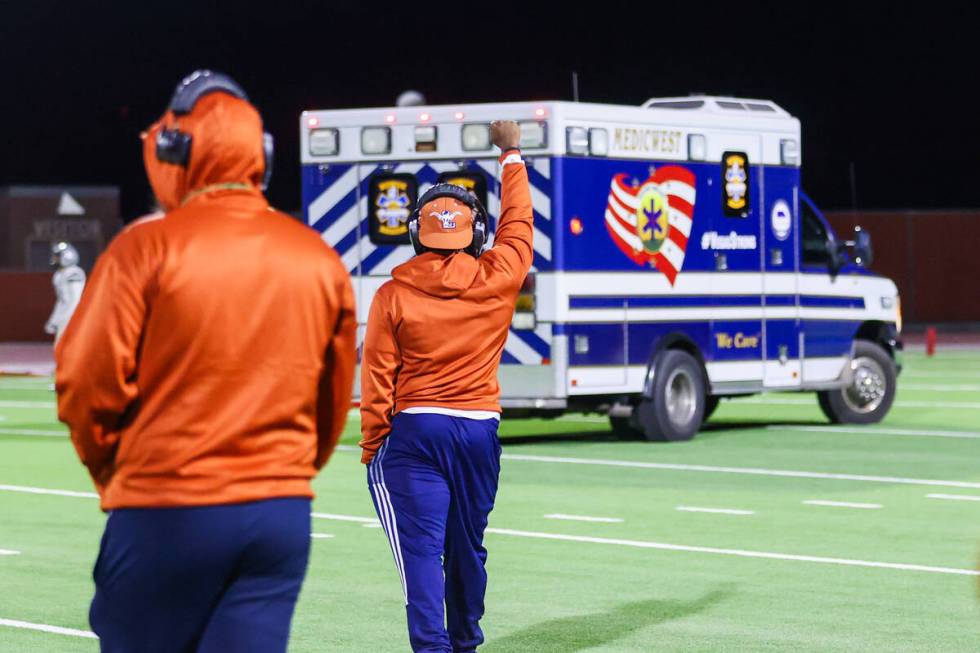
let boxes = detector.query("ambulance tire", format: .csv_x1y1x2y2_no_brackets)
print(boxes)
634,350,706,442
817,340,896,425
703,395,720,424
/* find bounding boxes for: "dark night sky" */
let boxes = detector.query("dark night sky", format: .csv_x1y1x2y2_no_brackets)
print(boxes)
0,1,973,219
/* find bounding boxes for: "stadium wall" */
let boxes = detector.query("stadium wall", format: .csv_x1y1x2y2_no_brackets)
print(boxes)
825,210,980,324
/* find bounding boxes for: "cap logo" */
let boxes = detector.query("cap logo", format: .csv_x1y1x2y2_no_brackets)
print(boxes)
430,210,462,230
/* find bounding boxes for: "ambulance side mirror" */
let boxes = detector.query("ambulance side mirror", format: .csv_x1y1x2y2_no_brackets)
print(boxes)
850,226,873,268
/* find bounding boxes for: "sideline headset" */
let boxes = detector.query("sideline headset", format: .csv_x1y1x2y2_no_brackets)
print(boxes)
155,70,274,190
408,183,488,257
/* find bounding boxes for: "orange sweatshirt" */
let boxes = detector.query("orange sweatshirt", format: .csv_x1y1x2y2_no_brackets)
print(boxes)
56,93,357,510
359,152,533,463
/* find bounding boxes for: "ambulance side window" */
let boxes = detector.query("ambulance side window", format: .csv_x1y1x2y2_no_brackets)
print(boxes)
801,201,830,266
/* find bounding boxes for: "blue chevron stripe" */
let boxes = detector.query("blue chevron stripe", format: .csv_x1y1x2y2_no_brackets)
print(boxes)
510,329,551,358
499,350,521,365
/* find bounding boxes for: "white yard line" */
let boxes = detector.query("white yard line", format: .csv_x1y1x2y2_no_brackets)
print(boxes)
926,493,980,502
676,506,754,516
904,370,980,379
0,485,97,499
289,510,980,577
0,428,67,437
500,453,980,490
362,522,383,528
738,397,980,409
0,549,20,556
311,533,335,539
0,618,97,639
544,513,624,523
311,512,379,525
0,401,56,409
485,528,979,577
900,383,980,392
767,425,980,439
803,500,882,509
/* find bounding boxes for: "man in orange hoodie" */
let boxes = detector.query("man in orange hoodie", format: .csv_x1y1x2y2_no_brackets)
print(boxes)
360,121,532,652
55,70,356,653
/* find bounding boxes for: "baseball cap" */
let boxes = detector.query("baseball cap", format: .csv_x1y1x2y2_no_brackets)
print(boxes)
418,196,474,250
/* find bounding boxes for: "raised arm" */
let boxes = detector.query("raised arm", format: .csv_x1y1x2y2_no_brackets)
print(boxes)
482,120,533,285
358,286,402,464
314,256,358,469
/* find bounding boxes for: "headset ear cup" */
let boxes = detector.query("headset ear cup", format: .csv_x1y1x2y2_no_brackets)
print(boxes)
261,133,274,190
408,213,424,255
156,128,192,166
469,220,486,257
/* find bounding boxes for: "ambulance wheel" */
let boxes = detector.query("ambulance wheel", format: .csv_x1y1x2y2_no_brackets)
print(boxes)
634,350,705,442
703,395,720,424
817,340,896,425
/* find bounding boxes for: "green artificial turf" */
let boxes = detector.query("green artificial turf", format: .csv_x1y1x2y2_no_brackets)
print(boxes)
1,351,979,651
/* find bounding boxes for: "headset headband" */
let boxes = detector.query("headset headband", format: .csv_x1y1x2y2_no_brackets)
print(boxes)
169,70,248,115
417,183,487,222
410,183,488,257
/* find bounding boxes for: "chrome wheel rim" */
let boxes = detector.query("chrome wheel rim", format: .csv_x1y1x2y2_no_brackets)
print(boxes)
843,356,887,414
665,368,697,426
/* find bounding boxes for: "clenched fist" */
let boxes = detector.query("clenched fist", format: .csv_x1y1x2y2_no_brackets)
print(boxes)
490,120,520,151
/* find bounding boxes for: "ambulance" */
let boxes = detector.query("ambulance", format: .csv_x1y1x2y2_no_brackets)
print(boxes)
299,96,902,441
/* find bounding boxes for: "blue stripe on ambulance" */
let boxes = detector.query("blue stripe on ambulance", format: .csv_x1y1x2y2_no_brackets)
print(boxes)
302,159,554,365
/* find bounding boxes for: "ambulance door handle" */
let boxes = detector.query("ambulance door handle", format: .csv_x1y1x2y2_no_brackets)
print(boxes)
714,252,728,271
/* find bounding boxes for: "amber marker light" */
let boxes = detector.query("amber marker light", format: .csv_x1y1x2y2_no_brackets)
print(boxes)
570,217,584,235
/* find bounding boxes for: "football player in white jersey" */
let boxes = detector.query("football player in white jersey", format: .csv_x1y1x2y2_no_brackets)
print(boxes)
45,241,86,343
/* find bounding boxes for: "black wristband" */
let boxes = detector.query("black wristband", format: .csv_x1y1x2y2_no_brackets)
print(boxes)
501,147,521,154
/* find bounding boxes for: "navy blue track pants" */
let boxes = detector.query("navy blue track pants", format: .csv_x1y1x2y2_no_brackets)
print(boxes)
367,412,502,653
89,497,311,653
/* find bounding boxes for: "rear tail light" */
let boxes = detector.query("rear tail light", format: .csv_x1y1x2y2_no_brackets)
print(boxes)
519,121,547,149
461,123,491,151
414,125,437,152
309,128,339,156
361,126,391,155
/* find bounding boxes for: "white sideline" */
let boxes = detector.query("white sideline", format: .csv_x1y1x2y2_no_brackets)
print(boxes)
311,533,335,539
500,453,980,489
312,512,378,525
803,500,882,510
926,493,980,502
0,618,97,639
768,425,980,439
544,513,624,523
0,549,20,556
484,528,980,577
676,506,754,515
0,485,97,499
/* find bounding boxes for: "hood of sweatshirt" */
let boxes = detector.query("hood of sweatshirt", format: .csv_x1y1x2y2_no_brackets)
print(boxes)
391,252,480,299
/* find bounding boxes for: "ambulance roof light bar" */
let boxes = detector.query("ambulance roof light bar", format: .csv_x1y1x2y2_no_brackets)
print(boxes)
643,95,789,116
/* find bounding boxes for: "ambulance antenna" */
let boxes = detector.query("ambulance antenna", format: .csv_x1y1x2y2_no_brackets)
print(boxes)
571,71,580,102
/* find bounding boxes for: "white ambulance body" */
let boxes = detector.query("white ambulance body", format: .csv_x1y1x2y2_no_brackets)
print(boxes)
300,97,902,440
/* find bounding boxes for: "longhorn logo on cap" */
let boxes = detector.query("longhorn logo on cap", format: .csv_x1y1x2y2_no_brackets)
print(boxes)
431,210,462,230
